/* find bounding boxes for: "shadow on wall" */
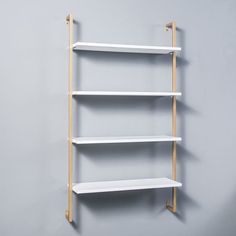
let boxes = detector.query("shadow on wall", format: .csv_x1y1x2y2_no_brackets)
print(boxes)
71,188,171,233
175,27,200,222
70,27,200,231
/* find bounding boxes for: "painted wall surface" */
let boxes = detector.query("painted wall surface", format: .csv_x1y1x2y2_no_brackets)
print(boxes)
1,0,236,235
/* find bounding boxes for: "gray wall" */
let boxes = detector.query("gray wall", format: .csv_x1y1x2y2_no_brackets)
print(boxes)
1,0,236,235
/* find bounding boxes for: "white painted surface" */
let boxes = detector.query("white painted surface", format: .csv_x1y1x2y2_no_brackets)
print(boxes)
72,135,182,145
72,178,182,194
73,42,181,54
72,91,182,97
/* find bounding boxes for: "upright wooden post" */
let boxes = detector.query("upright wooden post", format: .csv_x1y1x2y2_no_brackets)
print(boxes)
166,21,177,213
66,14,73,223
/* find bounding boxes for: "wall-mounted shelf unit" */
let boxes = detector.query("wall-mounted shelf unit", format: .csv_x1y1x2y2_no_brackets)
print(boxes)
66,14,182,223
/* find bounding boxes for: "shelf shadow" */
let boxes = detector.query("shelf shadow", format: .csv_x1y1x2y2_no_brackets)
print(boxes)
77,188,171,215
75,49,172,65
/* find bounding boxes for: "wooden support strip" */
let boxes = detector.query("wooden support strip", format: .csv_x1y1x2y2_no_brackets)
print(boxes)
166,21,177,213
66,13,73,223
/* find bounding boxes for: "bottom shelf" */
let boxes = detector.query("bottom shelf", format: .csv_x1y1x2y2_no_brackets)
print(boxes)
72,177,182,194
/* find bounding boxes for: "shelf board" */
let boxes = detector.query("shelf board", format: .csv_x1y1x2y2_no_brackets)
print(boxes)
72,135,181,145
72,177,182,194
72,91,181,97
73,42,181,54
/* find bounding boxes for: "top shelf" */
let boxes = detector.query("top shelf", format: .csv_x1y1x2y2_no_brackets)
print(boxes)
72,91,181,97
73,42,181,54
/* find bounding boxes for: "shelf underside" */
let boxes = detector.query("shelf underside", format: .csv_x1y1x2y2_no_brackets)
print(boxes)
72,135,181,145
73,42,181,54
72,91,181,97
73,178,182,194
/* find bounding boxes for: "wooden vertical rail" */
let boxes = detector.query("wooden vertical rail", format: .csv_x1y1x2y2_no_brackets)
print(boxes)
66,14,73,223
166,21,177,213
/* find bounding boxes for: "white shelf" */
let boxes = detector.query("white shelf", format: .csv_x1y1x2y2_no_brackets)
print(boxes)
72,135,181,145
73,42,181,54
72,177,182,194
72,91,181,97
